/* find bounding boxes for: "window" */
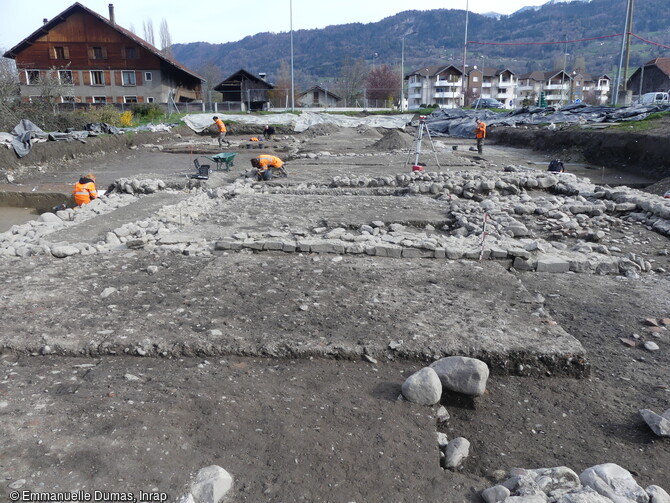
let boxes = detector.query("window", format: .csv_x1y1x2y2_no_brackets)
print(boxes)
92,46,104,59
313,91,319,104
147,97,155,103
93,96,107,103
90,71,105,85
54,46,68,59
124,96,138,103
59,70,73,85
122,71,136,86
473,76,479,82
61,96,76,103
125,47,137,59
144,72,152,81
26,70,40,85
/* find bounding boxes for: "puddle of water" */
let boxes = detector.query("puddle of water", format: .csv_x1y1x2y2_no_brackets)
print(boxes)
0,207,39,233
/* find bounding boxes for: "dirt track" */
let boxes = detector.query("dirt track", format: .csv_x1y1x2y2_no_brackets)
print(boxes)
0,123,669,502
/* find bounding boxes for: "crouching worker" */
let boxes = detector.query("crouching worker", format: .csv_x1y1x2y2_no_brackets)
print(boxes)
250,154,284,181
547,159,565,173
73,173,98,206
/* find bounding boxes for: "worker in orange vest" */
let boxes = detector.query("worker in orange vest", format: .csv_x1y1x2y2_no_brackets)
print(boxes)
250,155,284,181
475,118,487,154
72,173,99,206
213,116,229,147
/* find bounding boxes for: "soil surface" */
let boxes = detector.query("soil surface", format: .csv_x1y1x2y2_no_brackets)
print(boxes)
0,122,669,503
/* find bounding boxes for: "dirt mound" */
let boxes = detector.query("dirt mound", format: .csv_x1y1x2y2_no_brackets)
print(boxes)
371,129,415,151
302,123,342,138
644,176,670,196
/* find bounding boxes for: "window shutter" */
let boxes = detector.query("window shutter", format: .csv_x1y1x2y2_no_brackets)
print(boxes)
138,96,144,103
117,96,124,104
83,72,91,85
136,71,142,86
107,96,113,103
85,96,93,103
64,47,70,59
104,70,111,85
102,47,108,59
121,47,126,59
73,71,80,85
18,72,27,85
87,46,94,59
115,71,122,86
50,46,55,59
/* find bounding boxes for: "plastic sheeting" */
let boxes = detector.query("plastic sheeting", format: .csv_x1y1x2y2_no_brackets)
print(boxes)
10,120,48,158
181,111,415,134
423,103,670,138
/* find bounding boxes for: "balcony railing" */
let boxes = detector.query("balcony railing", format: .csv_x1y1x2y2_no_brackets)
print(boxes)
435,78,462,86
433,91,461,99
409,82,422,88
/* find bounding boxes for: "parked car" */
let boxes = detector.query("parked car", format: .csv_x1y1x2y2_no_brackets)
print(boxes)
640,92,669,105
471,98,505,109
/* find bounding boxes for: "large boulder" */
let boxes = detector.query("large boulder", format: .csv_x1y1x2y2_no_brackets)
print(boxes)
429,356,489,396
580,463,649,503
401,367,442,405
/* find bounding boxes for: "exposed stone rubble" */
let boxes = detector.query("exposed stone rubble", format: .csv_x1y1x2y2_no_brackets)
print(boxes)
481,464,670,503
1,169,668,281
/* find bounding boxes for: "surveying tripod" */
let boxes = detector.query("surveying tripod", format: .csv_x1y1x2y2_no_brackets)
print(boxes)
405,115,441,170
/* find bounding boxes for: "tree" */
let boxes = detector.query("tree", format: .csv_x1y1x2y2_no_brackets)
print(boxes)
197,62,224,109
0,54,20,127
364,64,399,106
335,58,367,107
159,19,173,59
37,65,75,116
143,19,155,46
268,60,294,108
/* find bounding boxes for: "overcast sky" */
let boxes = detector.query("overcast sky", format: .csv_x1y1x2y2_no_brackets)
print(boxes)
0,0,551,50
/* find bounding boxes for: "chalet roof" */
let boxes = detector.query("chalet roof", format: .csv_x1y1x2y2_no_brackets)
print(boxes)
2,2,202,81
214,69,275,91
298,85,342,101
641,57,670,76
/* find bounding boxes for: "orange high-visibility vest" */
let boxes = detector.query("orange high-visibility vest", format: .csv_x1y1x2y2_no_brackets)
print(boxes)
475,122,487,139
256,155,283,170
73,181,98,206
214,118,227,133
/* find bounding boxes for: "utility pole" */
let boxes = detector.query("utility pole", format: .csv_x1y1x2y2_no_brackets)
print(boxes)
462,0,469,107
622,0,635,90
612,0,633,106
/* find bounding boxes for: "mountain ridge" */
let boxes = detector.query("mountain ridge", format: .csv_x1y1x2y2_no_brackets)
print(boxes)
171,0,669,87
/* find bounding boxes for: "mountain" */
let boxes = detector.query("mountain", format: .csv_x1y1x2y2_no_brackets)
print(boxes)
171,0,669,87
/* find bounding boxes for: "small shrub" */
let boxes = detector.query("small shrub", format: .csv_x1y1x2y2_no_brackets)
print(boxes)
120,110,133,127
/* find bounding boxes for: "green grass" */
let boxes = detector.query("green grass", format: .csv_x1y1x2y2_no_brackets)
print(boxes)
609,111,670,131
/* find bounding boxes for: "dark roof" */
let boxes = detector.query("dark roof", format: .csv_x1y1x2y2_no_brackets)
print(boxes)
407,65,463,78
298,85,342,100
518,70,571,81
3,2,202,81
213,69,275,91
641,57,670,77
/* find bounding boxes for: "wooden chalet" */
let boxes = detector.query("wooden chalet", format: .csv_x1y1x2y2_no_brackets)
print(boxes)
3,2,202,105
214,69,273,111
628,58,670,95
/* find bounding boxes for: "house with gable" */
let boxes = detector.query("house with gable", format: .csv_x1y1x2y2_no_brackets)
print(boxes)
297,85,341,108
2,2,202,105
467,67,517,108
213,69,274,111
627,58,670,96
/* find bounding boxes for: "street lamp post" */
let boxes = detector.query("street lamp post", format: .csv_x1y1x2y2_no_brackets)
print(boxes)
400,30,417,112
290,0,295,111
462,0,469,107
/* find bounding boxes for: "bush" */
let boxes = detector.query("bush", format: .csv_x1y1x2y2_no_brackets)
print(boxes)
120,110,133,127
131,103,165,123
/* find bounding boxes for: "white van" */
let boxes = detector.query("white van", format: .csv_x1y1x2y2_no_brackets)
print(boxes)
640,92,669,105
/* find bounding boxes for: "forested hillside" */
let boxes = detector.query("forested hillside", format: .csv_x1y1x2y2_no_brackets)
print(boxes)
171,0,669,87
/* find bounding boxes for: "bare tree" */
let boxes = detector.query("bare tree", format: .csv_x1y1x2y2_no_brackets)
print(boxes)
0,55,19,104
37,65,75,115
335,58,367,107
269,60,293,108
197,62,224,110
143,19,155,46
159,19,173,59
